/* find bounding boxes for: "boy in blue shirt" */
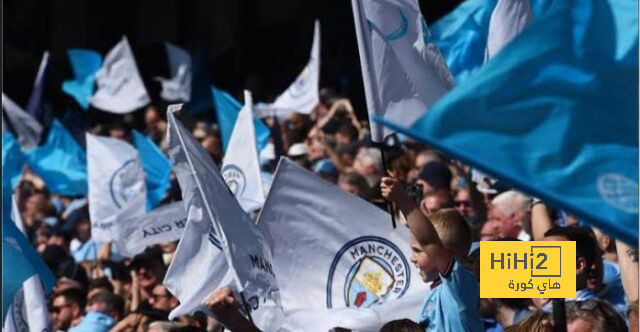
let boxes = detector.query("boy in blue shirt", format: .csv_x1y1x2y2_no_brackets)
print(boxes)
381,176,483,331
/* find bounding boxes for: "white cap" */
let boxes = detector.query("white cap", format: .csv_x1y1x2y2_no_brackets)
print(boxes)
288,143,308,157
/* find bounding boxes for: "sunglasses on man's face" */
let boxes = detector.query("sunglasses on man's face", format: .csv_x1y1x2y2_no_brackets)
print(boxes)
454,200,471,207
51,303,71,314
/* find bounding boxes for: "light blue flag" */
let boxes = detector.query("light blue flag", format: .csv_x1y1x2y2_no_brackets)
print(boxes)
2,133,24,224
2,216,55,320
211,87,270,152
132,130,171,210
3,132,25,191
62,49,103,110
376,0,638,244
24,120,88,196
430,0,497,82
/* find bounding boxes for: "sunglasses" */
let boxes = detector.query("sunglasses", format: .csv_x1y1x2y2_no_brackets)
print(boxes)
51,304,71,314
454,200,471,207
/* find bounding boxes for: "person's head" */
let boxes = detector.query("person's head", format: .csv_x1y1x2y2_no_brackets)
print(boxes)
430,209,472,260
353,148,382,177
288,143,310,168
489,191,531,239
410,209,472,282
590,227,615,257
131,251,165,290
337,172,370,199
145,105,162,126
454,188,477,220
312,158,339,183
379,318,423,332
51,288,86,330
335,123,359,146
413,150,443,171
504,311,553,332
544,227,599,290
63,206,91,243
566,299,627,332
479,220,500,241
389,154,412,184
86,291,125,321
416,162,453,213
149,284,179,312
108,122,128,140
307,137,327,161
47,227,72,251
201,132,222,164
88,277,115,299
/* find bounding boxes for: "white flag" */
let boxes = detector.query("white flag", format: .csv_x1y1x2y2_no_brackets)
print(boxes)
3,196,52,332
90,37,150,113
269,20,320,119
87,133,147,242
113,201,186,257
222,91,265,213
485,0,533,61
164,104,279,320
257,158,429,330
351,0,454,142
155,42,192,102
2,93,43,149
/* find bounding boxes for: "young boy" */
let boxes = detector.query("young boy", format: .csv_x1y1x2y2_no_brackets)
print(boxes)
381,176,483,331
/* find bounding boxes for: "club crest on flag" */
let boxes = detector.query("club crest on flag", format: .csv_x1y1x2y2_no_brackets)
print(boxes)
289,67,312,98
326,236,410,309
597,173,638,214
221,164,247,197
8,289,28,331
367,8,408,41
109,159,146,209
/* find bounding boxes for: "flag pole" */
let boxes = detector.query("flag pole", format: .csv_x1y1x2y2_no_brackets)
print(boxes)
552,298,566,332
377,142,397,229
239,291,255,324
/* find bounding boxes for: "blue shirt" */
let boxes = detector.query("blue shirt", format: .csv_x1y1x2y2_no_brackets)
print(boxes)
597,261,628,316
418,256,483,332
69,311,115,332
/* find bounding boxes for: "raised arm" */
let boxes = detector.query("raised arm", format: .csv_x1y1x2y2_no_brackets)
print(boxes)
531,199,554,241
615,239,638,303
381,176,449,272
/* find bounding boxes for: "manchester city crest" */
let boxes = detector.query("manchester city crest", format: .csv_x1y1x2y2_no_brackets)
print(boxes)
326,236,411,308
109,159,146,208
221,164,246,197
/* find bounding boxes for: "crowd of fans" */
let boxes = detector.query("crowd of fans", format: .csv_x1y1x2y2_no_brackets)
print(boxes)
12,87,639,331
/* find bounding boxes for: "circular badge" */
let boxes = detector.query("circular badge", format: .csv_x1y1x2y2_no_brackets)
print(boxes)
221,164,246,197
288,67,311,98
326,236,411,308
597,173,638,214
109,159,146,208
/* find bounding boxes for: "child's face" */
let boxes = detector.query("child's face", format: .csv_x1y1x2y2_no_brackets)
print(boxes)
409,234,438,282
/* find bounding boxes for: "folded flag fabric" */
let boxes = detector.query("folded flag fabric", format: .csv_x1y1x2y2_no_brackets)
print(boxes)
62,49,102,110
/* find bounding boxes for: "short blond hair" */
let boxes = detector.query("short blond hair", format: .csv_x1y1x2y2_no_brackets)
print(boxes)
427,208,472,260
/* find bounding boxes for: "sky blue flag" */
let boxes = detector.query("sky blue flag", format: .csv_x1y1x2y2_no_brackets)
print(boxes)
62,49,103,110
24,120,88,196
211,87,270,152
376,0,638,245
132,130,171,210
430,0,497,82
2,216,55,320
2,133,25,224
3,132,25,191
